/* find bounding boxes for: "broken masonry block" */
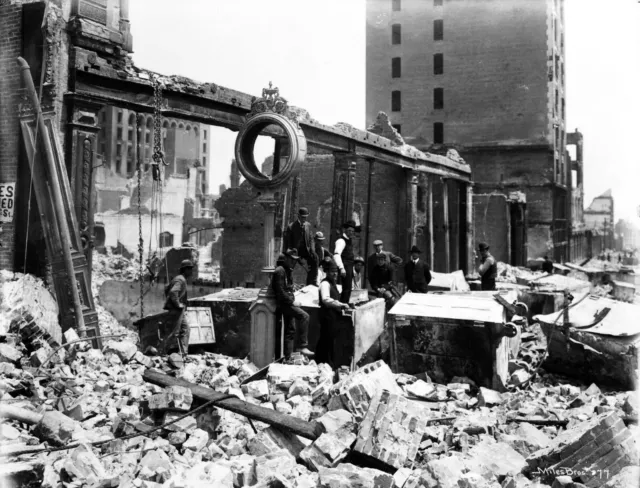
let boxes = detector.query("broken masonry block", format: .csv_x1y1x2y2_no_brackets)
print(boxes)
148,385,193,411
354,390,432,469
242,379,270,401
525,411,639,486
477,387,504,407
182,428,209,451
102,340,138,363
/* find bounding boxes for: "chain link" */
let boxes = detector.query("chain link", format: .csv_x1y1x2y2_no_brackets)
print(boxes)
152,78,168,183
136,113,145,319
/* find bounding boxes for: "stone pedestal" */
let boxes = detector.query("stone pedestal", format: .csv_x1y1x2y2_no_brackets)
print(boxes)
250,194,280,367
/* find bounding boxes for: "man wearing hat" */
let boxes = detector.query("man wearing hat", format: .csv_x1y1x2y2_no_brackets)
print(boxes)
367,240,403,289
333,220,358,303
370,253,395,296
404,245,432,293
163,259,195,357
315,259,350,366
271,248,313,357
476,242,497,291
284,207,318,286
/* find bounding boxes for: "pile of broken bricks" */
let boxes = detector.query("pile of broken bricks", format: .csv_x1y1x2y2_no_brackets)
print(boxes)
1,321,639,488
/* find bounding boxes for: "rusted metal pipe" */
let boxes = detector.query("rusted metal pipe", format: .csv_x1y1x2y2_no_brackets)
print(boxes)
17,57,87,338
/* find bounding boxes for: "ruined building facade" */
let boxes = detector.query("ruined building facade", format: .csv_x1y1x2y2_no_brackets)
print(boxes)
366,0,570,263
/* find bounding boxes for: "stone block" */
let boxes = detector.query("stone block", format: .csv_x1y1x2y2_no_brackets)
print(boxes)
317,463,394,488
162,413,197,433
132,350,152,368
317,409,355,434
300,430,356,471
354,390,431,469
329,360,403,420
0,343,22,363
478,387,504,407
505,423,552,457
102,340,137,363
254,449,297,481
183,428,209,451
465,439,527,480
183,461,233,487
148,386,193,411
288,378,312,398
312,380,332,406
242,379,270,400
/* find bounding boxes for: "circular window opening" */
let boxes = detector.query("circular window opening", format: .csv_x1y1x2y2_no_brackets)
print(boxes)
239,121,290,178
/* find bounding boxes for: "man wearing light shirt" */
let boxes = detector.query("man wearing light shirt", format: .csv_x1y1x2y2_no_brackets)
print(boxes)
333,220,358,303
315,259,349,366
353,256,365,290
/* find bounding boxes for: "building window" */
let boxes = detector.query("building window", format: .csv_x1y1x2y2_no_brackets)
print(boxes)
391,90,402,112
145,132,150,144
117,127,123,139
433,123,444,143
126,159,134,176
204,129,207,138
392,124,402,134
561,98,565,119
128,128,133,141
434,0,443,5
392,57,401,78
116,144,122,156
117,111,123,123
434,53,443,74
392,24,401,45
434,19,443,41
434,88,444,109
392,0,401,11
159,231,174,248
116,158,121,173
203,156,207,166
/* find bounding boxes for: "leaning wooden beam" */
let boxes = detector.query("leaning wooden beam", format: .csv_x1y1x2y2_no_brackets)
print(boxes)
143,369,323,440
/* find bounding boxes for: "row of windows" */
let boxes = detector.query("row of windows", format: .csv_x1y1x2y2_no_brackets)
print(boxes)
392,20,443,45
391,123,443,144
392,0,442,11
391,88,444,112
391,53,443,78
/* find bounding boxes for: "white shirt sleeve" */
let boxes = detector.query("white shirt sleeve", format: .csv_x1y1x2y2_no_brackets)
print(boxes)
320,281,343,310
333,238,346,271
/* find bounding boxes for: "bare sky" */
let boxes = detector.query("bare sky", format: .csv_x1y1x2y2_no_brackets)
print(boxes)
129,0,640,223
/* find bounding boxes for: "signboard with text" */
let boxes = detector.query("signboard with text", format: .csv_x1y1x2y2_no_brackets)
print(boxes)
0,182,16,222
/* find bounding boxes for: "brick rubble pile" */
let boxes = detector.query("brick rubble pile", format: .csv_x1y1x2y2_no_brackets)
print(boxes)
1,322,638,488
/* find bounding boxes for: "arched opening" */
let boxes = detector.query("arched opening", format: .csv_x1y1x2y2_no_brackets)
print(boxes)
159,231,174,248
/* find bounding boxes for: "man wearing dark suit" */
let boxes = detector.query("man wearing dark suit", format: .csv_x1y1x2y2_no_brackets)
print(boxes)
404,245,432,293
367,239,403,289
284,207,318,285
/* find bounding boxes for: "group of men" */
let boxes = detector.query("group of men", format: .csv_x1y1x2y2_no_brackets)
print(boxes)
164,206,499,362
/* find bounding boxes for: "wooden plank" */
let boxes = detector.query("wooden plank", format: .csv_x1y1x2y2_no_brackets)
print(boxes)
143,369,322,440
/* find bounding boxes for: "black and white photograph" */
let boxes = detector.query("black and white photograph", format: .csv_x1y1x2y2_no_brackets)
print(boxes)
0,0,639,486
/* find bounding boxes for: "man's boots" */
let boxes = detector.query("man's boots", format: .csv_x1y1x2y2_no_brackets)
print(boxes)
297,347,315,357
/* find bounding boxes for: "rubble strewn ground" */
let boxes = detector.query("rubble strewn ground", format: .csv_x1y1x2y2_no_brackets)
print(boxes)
1,322,638,488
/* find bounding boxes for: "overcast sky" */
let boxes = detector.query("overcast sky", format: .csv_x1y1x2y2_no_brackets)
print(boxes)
129,0,640,223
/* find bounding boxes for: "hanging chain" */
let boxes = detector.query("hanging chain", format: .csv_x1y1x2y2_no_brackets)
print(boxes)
136,113,145,319
152,77,168,183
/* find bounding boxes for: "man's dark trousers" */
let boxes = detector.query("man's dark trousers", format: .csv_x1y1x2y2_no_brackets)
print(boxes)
299,249,318,286
340,261,354,304
281,303,310,357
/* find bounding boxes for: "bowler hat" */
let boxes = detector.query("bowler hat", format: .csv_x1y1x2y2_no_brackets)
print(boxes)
342,220,357,229
373,239,383,246
314,231,325,241
180,259,194,269
354,256,365,264
409,245,422,254
284,248,301,260
298,207,310,216
478,242,490,251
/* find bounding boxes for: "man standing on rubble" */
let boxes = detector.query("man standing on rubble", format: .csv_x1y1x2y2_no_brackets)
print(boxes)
284,207,318,286
476,242,497,291
164,259,194,357
334,220,358,304
404,245,431,293
272,248,313,357
315,259,350,366
542,255,554,274
367,239,403,287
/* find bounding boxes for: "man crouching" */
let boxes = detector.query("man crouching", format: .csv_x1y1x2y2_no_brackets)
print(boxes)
272,248,313,358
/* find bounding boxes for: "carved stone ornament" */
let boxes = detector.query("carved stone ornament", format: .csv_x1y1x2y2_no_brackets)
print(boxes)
248,82,298,126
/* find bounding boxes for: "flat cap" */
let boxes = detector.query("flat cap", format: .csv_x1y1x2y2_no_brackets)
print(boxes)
373,240,383,246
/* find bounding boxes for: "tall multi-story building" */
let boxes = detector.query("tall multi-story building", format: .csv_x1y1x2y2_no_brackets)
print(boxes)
366,0,569,261
93,107,214,252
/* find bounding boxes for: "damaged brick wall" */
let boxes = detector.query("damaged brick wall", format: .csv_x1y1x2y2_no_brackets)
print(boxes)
473,194,510,264
0,2,23,270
